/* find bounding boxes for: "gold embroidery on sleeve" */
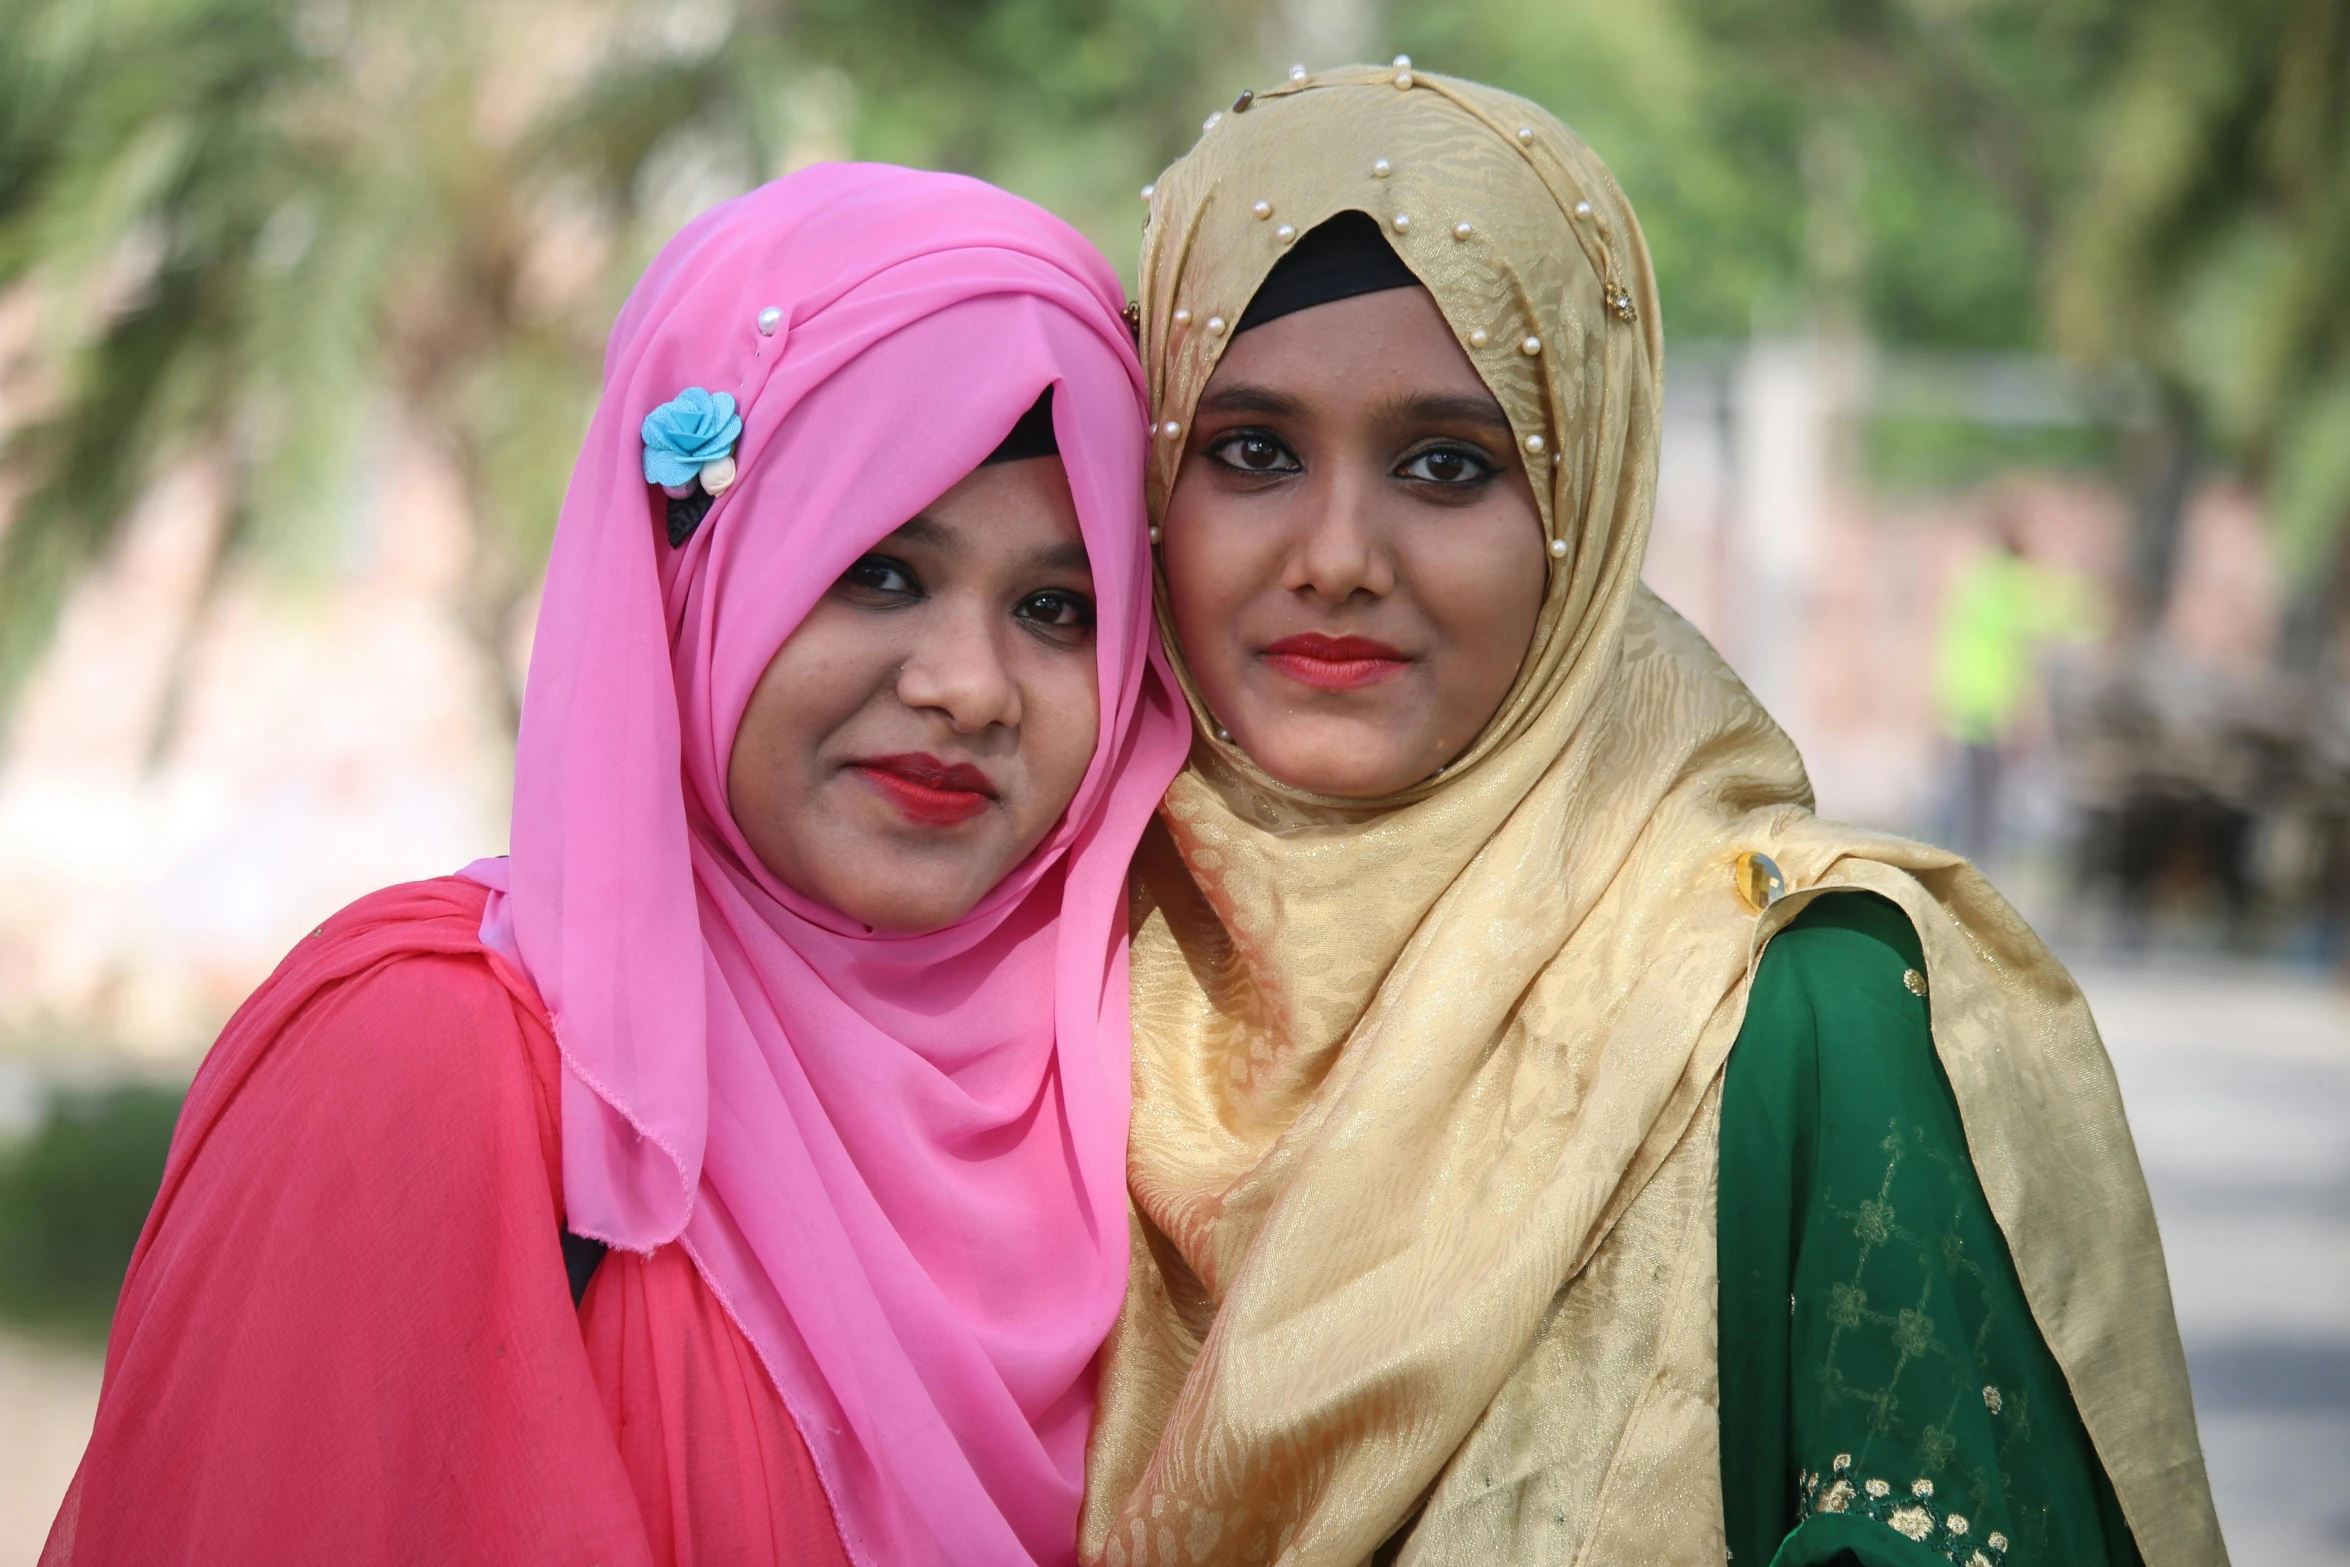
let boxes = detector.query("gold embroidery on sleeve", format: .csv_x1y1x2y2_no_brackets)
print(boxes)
1798,1466,2012,1565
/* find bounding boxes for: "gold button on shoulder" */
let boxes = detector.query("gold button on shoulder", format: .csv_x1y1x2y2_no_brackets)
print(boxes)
1732,850,1785,913
1902,968,1928,998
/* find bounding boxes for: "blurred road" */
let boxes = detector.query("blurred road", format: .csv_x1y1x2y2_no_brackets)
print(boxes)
0,1332,95,1567
2080,960,2350,1566
0,961,2342,1565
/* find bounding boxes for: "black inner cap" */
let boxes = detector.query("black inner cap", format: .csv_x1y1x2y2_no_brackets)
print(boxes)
1235,210,1422,334
980,388,1059,464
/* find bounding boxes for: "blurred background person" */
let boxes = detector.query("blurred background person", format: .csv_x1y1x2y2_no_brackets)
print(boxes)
1935,506,2103,864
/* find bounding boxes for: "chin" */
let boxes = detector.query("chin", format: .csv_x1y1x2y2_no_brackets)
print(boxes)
1250,740,1419,800
1224,707,1400,796
823,862,990,934
845,890,975,934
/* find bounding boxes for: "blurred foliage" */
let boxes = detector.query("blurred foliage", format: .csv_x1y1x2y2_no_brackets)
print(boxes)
0,0,1251,719
0,0,2345,710
0,1083,181,1339
2051,0,2350,613
1863,416,2118,495
1407,0,2098,349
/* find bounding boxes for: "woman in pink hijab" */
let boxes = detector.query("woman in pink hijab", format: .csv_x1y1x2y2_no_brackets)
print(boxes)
46,164,1187,1567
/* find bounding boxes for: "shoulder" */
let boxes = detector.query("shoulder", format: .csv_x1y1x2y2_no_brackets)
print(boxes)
1731,892,1939,1110
168,878,562,1223
1749,892,1926,1036
1758,892,1923,1000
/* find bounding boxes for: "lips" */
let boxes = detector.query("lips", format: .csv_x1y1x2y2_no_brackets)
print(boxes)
852,753,997,826
1260,632,1412,692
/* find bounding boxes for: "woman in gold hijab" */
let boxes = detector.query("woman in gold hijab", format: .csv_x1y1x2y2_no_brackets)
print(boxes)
1085,65,2225,1567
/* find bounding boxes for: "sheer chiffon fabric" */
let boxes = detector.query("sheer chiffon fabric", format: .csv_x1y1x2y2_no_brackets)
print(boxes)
45,878,848,1567
486,164,1186,1566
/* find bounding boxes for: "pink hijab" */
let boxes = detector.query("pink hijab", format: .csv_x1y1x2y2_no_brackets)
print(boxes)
469,165,1186,1566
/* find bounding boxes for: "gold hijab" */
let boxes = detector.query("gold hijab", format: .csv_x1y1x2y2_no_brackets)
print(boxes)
1083,66,2223,1567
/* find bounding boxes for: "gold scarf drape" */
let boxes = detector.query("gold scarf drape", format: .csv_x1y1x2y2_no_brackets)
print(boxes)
1082,67,2224,1567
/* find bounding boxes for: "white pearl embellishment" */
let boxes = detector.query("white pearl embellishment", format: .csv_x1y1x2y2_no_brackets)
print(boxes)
1160,420,1183,439
1202,111,1222,132
1392,213,1411,233
1575,200,1592,217
1392,53,1411,68
1140,184,1154,200
756,306,782,336
1549,538,1569,558
1453,220,1473,240
1215,726,1232,743
1521,334,1543,356
1516,126,1535,145
1252,200,1273,219
1206,315,1227,334
1394,69,1412,89
1524,433,1546,454
1372,157,1391,178
1173,307,1192,326
1149,525,1162,543
1275,223,1297,244
1469,328,1490,348
1289,62,1307,81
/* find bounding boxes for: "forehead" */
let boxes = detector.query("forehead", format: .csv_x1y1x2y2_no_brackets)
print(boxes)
1202,287,1497,410
901,457,1088,558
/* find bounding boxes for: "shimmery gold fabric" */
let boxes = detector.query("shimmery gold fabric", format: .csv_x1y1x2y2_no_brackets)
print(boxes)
1085,66,2223,1567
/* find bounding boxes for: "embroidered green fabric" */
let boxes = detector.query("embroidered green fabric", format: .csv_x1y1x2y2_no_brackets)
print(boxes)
1718,893,2148,1567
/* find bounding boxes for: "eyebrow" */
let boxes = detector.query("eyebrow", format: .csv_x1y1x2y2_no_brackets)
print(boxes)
1376,391,1514,435
1195,382,1308,419
1195,382,1514,437
878,516,1091,577
1023,540,1093,576
881,515,955,552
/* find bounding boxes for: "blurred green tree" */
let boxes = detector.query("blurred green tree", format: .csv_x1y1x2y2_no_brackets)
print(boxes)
0,0,1254,728
0,1083,182,1338
4,0,2343,714
2052,0,2350,658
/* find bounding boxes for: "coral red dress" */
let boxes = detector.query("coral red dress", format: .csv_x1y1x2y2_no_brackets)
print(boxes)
43,877,849,1567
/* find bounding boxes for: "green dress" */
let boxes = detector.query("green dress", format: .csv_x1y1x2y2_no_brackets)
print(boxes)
1718,893,2146,1567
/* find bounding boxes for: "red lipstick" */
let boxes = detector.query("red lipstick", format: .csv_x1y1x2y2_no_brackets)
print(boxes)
852,754,997,826
1260,633,1411,692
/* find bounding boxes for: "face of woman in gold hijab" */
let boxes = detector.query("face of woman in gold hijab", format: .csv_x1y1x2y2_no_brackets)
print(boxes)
1159,284,1548,797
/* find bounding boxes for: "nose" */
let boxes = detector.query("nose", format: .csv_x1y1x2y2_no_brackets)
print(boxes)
1284,461,1396,604
893,600,1022,733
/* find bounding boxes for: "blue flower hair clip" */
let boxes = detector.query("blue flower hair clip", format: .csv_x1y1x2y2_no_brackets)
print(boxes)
642,387,743,546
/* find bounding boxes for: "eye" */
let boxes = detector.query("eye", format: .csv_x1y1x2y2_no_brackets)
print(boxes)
837,554,920,601
1205,429,1302,475
1015,588,1096,641
1395,443,1496,486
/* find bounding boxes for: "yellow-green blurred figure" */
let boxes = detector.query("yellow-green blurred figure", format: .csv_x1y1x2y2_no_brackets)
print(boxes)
1936,522,2100,860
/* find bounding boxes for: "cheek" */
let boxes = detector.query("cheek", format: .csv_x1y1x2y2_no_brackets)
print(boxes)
1413,507,1547,680
1161,481,1269,674
1020,654,1101,823
729,615,889,814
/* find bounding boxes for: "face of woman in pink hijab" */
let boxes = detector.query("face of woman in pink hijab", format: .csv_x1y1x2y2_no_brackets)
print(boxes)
727,456,1101,933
